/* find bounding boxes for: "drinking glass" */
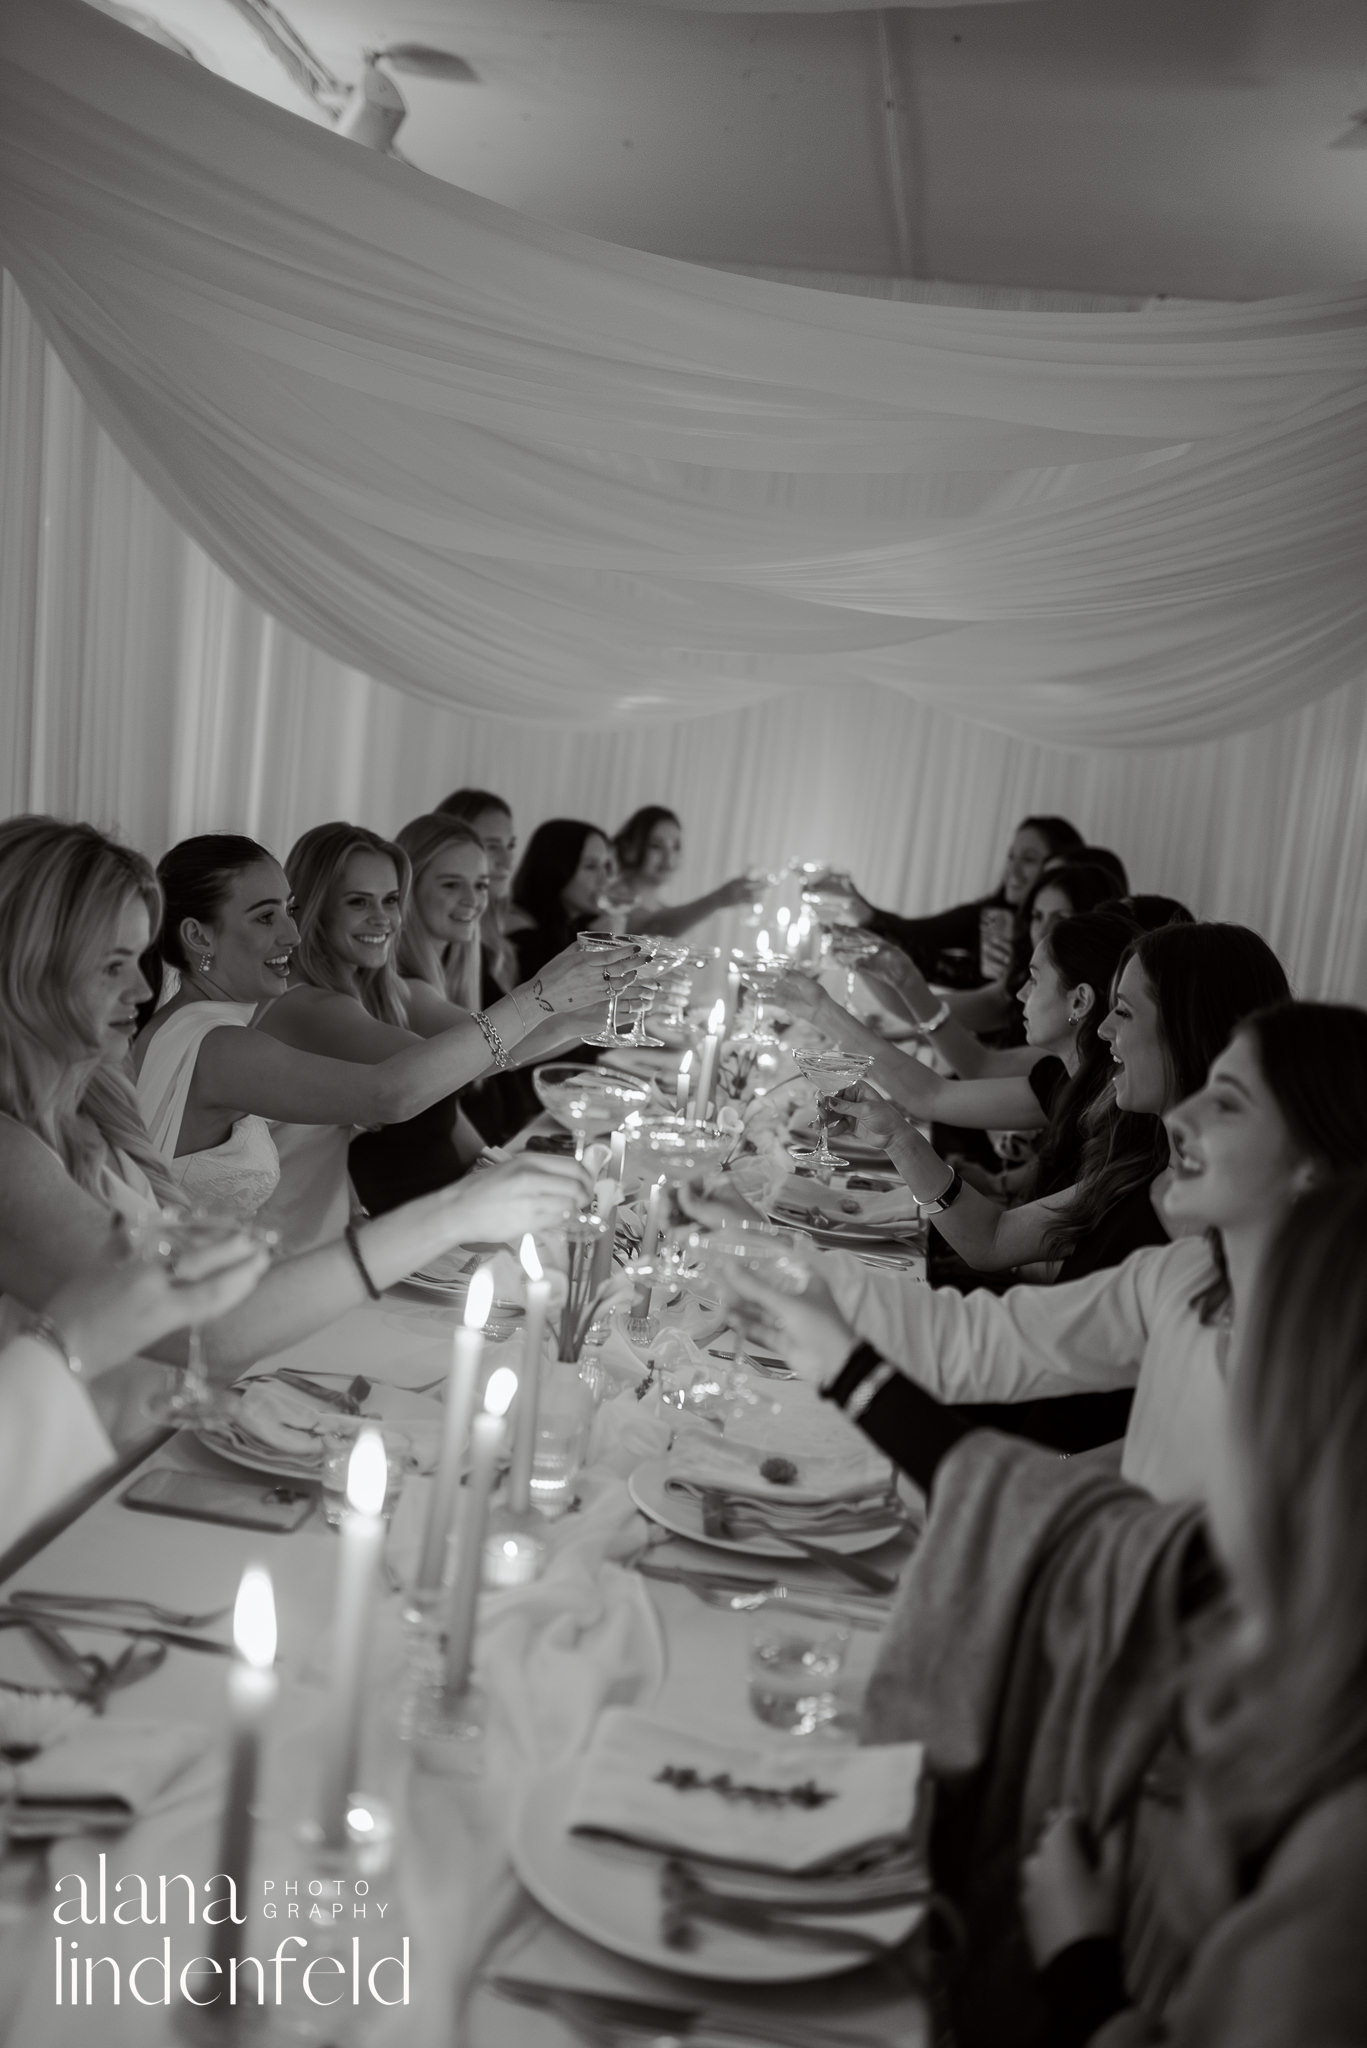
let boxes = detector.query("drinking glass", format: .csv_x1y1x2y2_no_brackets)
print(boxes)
730,951,785,1046
575,927,637,1048
789,1050,876,1173
826,924,883,1004
529,1360,596,1517
139,1207,278,1426
532,1063,652,1159
747,1594,851,1734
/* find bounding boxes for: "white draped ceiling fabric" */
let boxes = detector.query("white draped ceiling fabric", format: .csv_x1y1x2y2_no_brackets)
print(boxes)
1,0,1366,1003
3,0,1367,748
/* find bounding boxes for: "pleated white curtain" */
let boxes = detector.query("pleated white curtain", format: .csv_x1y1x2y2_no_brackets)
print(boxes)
3,0,1366,746
5,275,1366,1003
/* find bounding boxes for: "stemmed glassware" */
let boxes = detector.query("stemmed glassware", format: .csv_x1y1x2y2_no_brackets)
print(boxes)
615,937,690,1048
575,928,637,1048
826,924,883,1005
138,1206,279,1426
730,950,786,1046
789,1049,876,1175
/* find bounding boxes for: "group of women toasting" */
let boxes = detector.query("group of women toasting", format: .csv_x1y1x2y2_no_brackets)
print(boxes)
0,784,1364,2043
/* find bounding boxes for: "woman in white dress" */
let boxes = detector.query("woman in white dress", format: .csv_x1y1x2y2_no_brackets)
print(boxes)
0,818,589,1447
134,832,634,1243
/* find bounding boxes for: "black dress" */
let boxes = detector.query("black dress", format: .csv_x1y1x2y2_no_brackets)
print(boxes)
867,892,1001,988
349,1092,463,1217
462,954,539,1148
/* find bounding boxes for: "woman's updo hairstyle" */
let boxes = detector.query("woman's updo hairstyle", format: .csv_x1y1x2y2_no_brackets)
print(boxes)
155,835,274,976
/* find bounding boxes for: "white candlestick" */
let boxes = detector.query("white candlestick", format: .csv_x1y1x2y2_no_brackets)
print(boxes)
444,1374,515,1695
725,961,741,1030
211,1568,276,1975
675,1048,693,1118
693,999,725,1123
631,1177,668,1318
509,1239,549,1515
319,1432,386,1848
590,1180,620,1294
608,1128,627,1185
416,1266,493,1592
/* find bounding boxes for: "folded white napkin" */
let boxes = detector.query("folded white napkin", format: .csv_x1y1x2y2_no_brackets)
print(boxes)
3,1717,209,1839
767,1171,919,1232
663,1439,898,1527
224,1378,442,1471
567,1708,924,1875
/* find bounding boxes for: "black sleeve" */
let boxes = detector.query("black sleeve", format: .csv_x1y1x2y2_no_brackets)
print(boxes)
1029,1054,1069,1117
866,898,987,983
821,1343,978,1492
1038,1937,1130,2047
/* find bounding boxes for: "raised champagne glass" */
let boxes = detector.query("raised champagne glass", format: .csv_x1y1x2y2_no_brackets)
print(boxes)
575,928,637,1049
139,1206,278,1426
789,1049,876,1175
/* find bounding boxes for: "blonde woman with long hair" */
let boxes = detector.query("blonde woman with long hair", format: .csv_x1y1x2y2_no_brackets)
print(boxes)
395,813,547,1147
266,822,617,1220
434,785,520,992
0,817,589,1453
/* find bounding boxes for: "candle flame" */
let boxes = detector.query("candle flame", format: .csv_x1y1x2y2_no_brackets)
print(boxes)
348,1806,375,1834
775,906,791,929
464,1262,495,1329
346,1428,387,1516
519,1233,543,1284
233,1564,276,1669
679,1049,693,1075
484,1365,517,1418
707,998,726,1033
623,1110,642,1131
756,929,771,956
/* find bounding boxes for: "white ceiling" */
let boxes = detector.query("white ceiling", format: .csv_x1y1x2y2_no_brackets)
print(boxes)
113,0,1367,300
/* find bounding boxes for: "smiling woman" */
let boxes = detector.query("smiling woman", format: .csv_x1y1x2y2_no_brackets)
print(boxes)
132,828,636,1242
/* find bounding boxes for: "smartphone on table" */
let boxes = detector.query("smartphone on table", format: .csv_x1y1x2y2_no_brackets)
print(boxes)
121,1468,314,1532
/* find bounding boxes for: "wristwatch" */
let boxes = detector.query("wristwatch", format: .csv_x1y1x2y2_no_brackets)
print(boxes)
920,1165,964,1215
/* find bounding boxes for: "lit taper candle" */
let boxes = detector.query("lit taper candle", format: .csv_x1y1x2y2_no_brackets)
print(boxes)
211,1566,277,1976
692,999,726,1124
675,1048,693,1119
507,1237,549,1515
319,1429,387,1848
444,1368,517,1695
416,1264,494,1593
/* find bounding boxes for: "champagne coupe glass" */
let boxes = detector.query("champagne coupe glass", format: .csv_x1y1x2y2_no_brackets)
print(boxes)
789,1049,876,1175
575,928,637,1049
638,1118,735,1275
827,925,883,1006
730,951,785,1046
532,1064,652,1158
139,1206,279,1426
617,938,688,1048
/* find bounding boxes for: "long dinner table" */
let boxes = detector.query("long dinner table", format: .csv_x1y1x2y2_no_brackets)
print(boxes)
0,1123,931,2047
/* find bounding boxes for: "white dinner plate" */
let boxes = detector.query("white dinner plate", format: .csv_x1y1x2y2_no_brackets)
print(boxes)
195,1383,443,1480
628,1459,902,1561
510,1757,921,1983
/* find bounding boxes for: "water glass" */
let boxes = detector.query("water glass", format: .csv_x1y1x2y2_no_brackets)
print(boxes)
529,1360,596,1516
747,1596,851,1735
318,1418,408,1528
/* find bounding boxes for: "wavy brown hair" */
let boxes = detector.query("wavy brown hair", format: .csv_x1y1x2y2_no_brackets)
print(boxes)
1043,922,1289,1261
0,817,178,1203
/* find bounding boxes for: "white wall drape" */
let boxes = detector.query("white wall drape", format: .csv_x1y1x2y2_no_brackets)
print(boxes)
3,0,1366,746
5,275,1366,1004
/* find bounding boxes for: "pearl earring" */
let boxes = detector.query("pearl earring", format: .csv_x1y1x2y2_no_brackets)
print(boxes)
199,952,214,974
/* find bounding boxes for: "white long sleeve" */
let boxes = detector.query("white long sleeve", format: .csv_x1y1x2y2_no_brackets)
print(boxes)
822,1236,1227,1503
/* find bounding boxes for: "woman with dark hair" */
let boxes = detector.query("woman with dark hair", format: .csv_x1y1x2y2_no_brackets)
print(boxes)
722,1110,1367,2046
837,814,1087,992
608,806,759,938
506,818,617,979
723,998,1367,1507
780,921,1290,1289
133,830,635,1240
1120,893,1197,932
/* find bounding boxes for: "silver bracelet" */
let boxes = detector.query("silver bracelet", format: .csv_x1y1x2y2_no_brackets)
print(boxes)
19,1312,83,1378
845,1360,899,1422
473,1009,510,1070
920,999,952,1033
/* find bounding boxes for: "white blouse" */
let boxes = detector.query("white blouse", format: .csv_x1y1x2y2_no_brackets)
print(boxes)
822,1235,1227,1505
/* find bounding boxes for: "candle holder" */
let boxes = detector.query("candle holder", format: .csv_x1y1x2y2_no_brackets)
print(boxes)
482,1503,548,1586
407,1675,489,1778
